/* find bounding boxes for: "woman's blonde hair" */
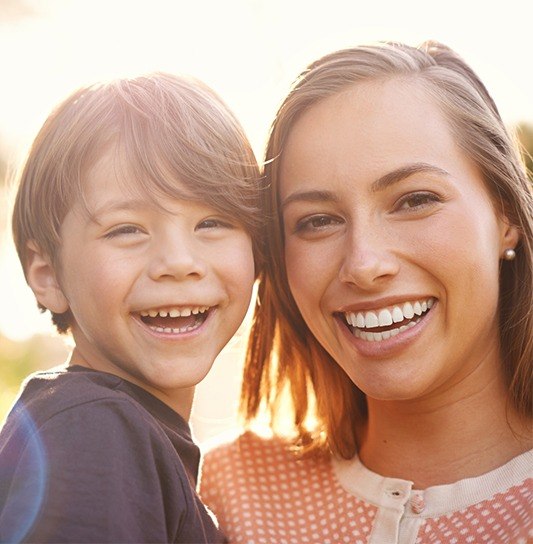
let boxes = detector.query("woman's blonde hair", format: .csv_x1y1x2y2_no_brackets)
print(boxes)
241,41,533,458
12,72,261,333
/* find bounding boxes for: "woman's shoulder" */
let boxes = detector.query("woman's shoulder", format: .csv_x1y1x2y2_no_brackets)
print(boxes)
200,430,333,491
199,430,342,543
204,430,297,461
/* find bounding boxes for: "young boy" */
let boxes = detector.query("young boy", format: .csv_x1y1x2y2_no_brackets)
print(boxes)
0,73,261,543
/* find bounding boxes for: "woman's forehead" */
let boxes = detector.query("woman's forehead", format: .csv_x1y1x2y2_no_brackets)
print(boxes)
279,80,458,183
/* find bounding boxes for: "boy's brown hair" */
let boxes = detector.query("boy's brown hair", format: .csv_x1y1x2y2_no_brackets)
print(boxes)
12,73,262,333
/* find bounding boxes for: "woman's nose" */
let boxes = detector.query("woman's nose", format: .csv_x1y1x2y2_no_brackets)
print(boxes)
338,227,400,290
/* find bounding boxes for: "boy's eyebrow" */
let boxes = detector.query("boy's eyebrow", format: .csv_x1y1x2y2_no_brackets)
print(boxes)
89,199,153,221
370,162,450,192
281,162,450,208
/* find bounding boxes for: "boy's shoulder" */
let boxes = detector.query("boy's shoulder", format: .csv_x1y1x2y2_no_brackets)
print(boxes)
16,363,136,415
2,364,199,476
0,365,224,543
15,364,152,414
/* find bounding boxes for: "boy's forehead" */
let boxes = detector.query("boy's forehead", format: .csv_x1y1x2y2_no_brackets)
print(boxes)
80,147,195,209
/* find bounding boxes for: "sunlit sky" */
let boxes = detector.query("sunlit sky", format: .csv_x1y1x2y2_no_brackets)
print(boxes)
1,0,532,341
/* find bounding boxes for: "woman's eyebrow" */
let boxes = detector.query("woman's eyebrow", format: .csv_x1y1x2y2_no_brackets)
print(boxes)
281,163,450,209
281,190,338,209
371,162,450,192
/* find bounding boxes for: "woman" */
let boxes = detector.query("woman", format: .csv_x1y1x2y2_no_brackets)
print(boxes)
200,41,532,543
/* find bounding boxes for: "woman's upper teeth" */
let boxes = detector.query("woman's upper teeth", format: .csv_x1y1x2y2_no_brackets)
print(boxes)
139,306,209,318
345,298,434,329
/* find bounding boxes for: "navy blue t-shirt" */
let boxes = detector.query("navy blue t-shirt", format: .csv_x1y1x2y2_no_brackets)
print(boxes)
0,365,226,543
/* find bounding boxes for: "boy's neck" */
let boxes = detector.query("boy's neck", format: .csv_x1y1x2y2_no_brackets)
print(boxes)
357,367,532,489
68,350,195,420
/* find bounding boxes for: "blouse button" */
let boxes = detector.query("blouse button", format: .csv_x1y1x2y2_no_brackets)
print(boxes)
411,494,425,514
386,489,403,498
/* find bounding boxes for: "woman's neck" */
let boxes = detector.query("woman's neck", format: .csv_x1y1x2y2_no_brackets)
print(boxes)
357,366,531,489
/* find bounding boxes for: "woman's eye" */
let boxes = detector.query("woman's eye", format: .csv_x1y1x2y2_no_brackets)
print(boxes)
294,214,342,233
105,225,143,238
396,192,441,211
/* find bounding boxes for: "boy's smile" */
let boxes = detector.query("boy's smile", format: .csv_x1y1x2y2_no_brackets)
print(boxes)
48,149,255,414
137,305,211,334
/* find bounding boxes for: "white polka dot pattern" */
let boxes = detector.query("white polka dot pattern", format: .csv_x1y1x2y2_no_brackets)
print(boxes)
416,483,532,544
200,432,376,544
200,433,532,544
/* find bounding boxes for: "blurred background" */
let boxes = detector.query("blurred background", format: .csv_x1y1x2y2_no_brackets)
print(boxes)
1,0,532,446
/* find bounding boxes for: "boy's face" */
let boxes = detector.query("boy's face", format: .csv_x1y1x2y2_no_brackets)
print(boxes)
52,150,255,411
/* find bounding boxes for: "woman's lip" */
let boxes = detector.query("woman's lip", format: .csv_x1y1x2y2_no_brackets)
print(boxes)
335,301,436,357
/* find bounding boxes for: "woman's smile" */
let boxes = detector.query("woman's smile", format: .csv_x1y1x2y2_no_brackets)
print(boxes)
340,296,435,342
280,78,515,400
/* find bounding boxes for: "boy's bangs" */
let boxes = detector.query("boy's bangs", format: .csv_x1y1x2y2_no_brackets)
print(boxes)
112,141,199,212
112,113,261,228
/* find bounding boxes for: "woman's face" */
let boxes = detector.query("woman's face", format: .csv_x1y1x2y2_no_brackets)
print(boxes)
280,79,518,402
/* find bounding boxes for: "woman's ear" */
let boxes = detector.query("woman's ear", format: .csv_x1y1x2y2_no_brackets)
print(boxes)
498,210,521,256
25,241,69,314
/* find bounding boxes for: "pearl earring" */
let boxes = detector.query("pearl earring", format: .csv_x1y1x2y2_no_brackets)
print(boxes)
503,248,516,261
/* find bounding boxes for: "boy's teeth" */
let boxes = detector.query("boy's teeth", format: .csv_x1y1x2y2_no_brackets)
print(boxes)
153,324,200,334
345,298,435,332
139,306,210,318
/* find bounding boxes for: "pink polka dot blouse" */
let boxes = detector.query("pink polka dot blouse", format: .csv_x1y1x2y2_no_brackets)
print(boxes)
200,432,532,544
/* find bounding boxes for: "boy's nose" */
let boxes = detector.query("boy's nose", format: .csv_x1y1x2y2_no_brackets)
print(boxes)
148,234,208,281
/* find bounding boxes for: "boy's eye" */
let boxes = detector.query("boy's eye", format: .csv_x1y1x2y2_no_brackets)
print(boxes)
104,225,143,238
196,218,234,231
395,191,441,211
